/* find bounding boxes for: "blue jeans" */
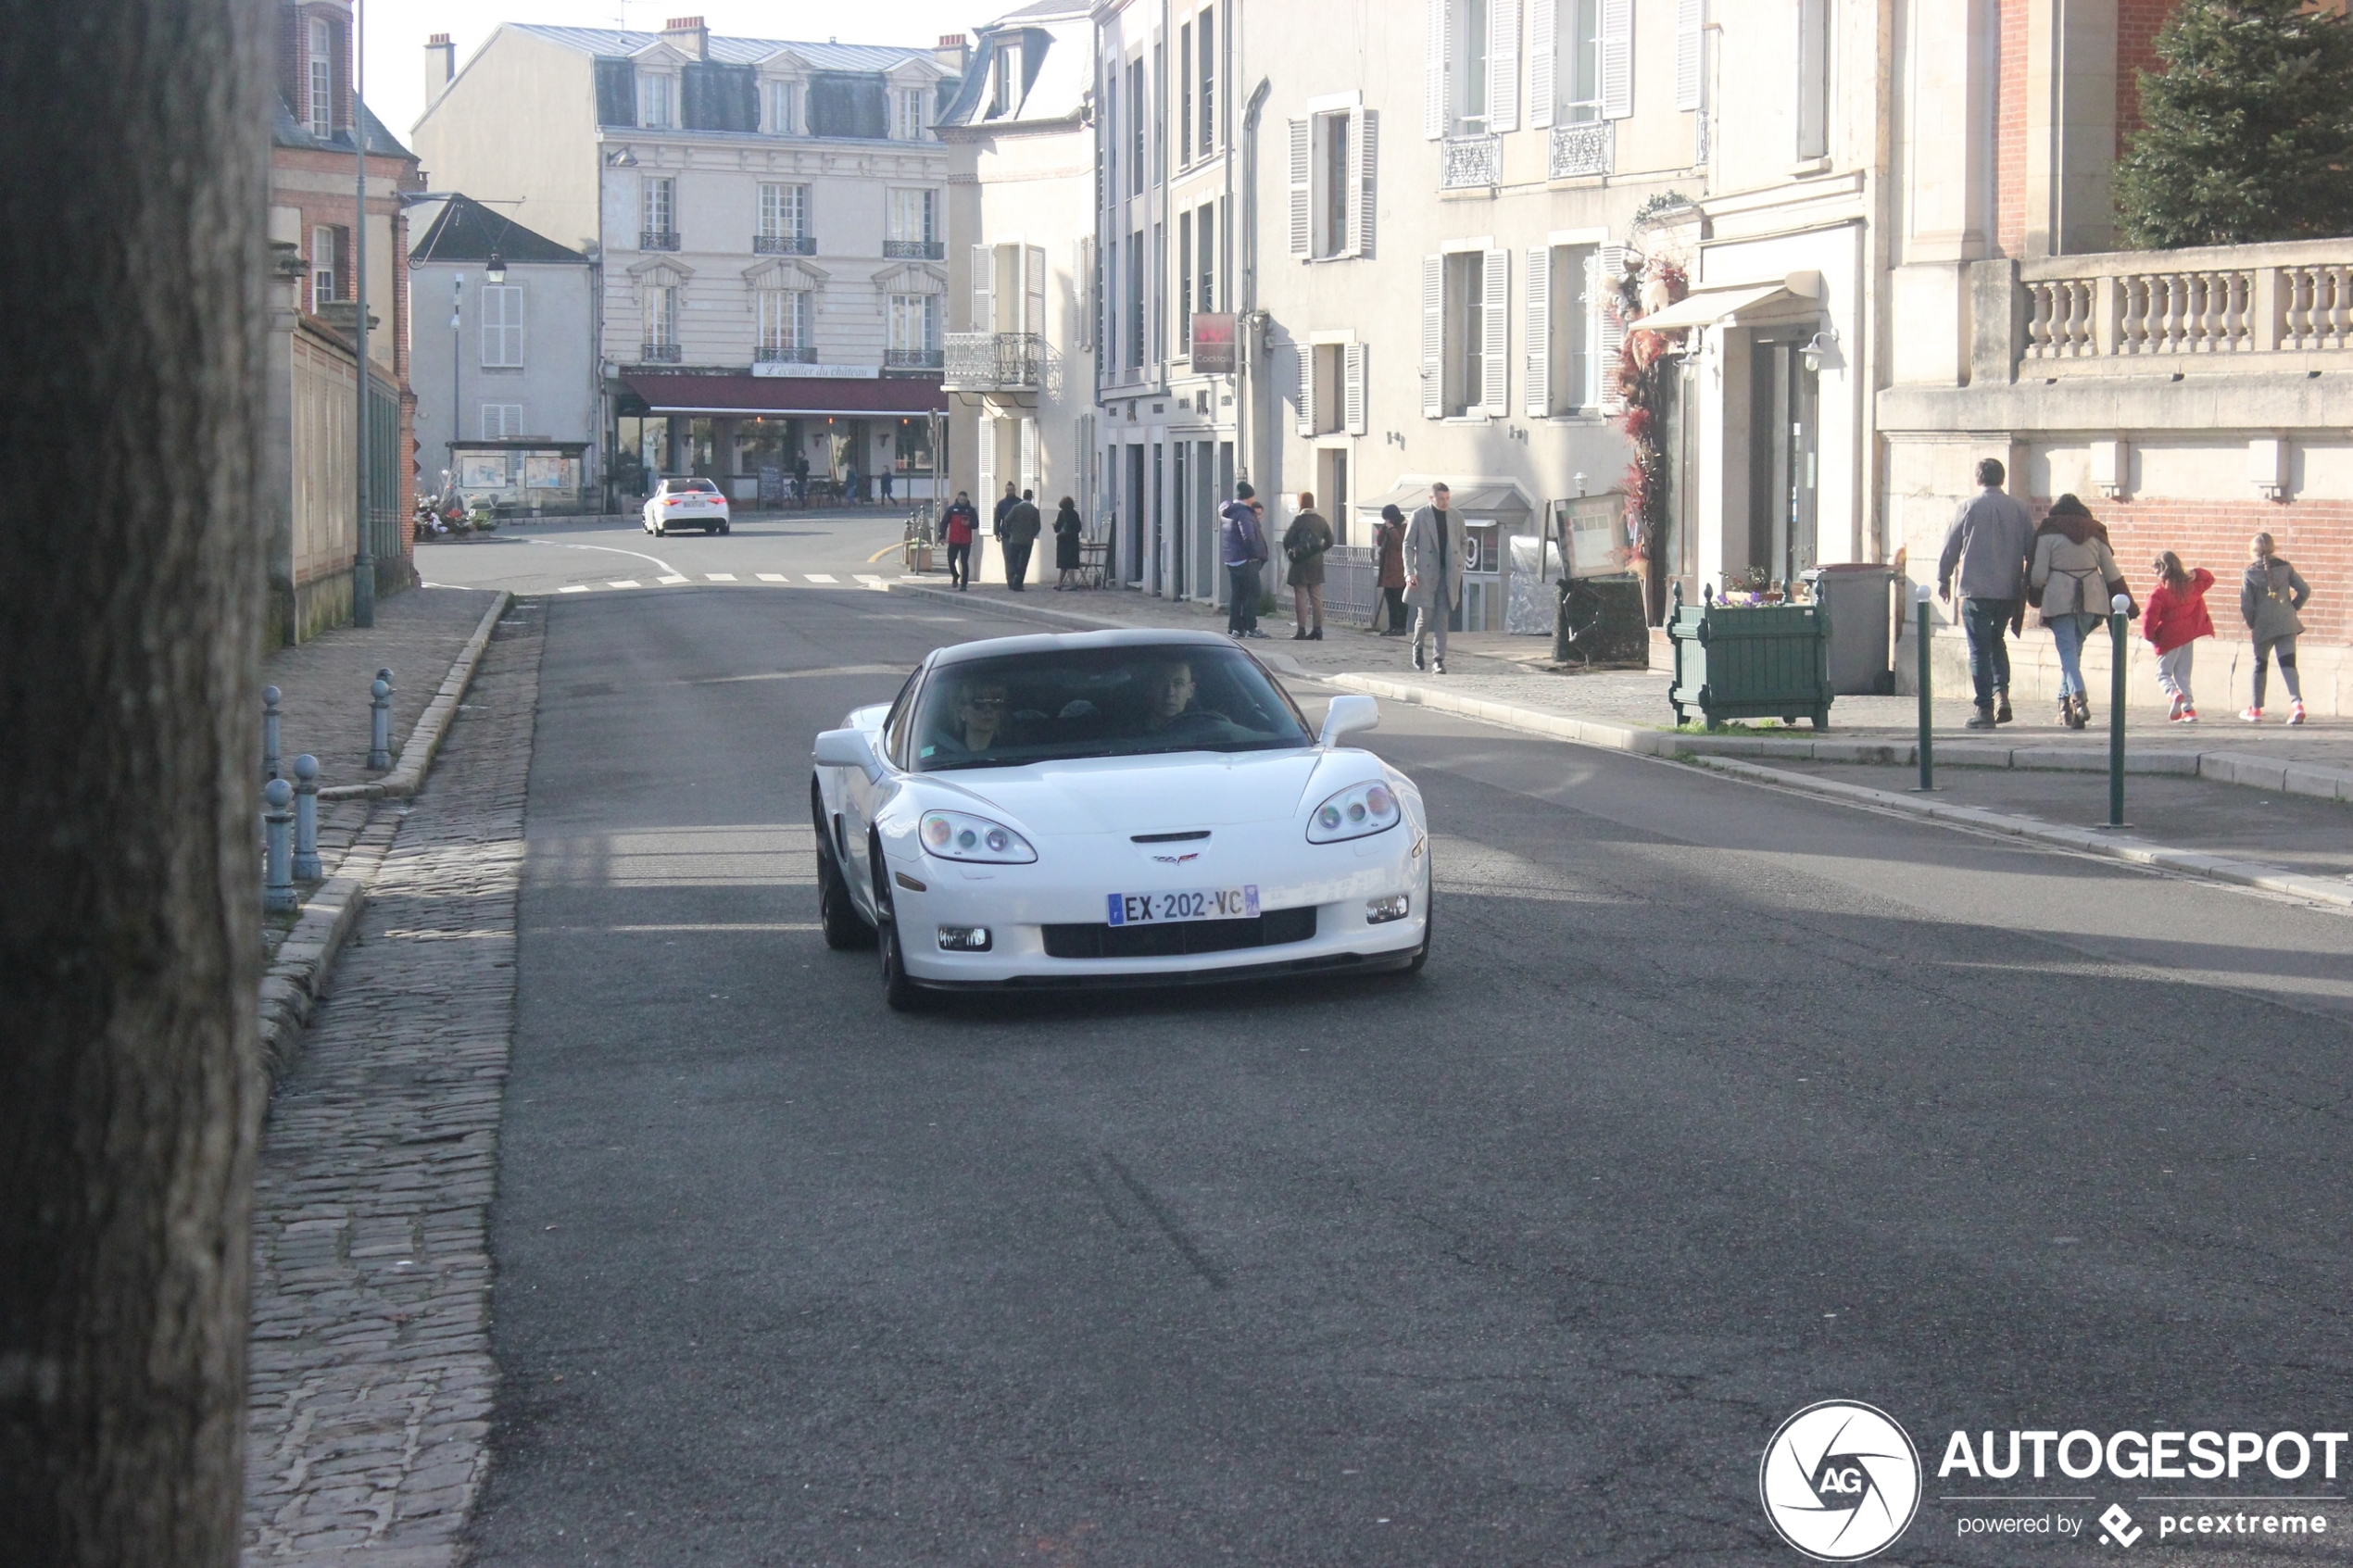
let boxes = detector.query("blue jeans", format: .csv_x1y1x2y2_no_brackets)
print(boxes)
1960,598,2018,706
2048,614,2101,700
1227,563,1261,633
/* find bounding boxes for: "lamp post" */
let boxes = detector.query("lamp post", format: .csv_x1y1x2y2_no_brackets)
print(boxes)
351,0,373,626
1910,583,1937,792
2104,592,2132,828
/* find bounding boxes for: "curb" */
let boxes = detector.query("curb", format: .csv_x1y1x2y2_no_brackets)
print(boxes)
319,590,512,802
258,805,399,1083
1683,755,2353,912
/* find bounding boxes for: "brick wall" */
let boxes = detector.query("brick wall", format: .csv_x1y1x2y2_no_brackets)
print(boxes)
2115,0,2176,141
1994,0,2030,257
2030,495,2349,645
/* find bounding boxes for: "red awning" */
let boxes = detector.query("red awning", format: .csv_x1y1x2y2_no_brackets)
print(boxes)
620,372,948,418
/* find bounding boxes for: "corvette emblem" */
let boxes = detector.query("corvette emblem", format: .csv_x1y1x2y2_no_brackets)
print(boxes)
1151,852,1201,863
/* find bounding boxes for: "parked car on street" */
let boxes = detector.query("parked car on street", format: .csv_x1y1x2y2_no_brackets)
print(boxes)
642,477,730,536
810,630,1431,1010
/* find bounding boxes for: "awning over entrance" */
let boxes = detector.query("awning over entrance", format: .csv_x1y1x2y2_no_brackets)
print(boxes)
1353,480,1533,517
1629,279,1822,333
620,372,949,418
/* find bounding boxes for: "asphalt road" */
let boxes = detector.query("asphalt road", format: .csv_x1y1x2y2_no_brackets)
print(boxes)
419,508,926,596
470,584,2353,1566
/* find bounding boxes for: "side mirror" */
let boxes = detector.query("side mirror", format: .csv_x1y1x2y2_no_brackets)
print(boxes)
1318,694,1379,747
812,727,883,782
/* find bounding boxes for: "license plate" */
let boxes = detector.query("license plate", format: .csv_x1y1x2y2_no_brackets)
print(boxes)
1107,885,1260,925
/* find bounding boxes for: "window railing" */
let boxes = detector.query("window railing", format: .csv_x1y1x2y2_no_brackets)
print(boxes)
1440,134,1501,190
884,347,946,370
639,342,683,363
754,234,817,255
1548,121,1613,181
2018,240,2353,373
640,230,681,251
942,332,1042,390
883,239,947,260
755,345,818,363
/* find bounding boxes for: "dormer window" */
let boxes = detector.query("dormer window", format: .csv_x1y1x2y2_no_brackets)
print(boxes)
765,78,800,134
990,45,1015,117
638,72,675,129
308,18,334,138
895,86,929,140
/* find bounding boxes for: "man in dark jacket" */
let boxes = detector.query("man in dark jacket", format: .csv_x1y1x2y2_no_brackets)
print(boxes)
1000,488,1043,590
1937,457,2036,728
940,491,979,590
1218,482,1269,637
992,482,1020,539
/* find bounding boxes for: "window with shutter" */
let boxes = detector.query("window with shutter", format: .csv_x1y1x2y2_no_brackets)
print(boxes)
1294,345,1315,437
1676,0,1704,111
1529,0,1556,129
1524,247,1549,417
1795,0,1829,158
970,244,995,332
1078,237,1094,350
1420,255,1443,418
1353,109,1378,257
1593,245,1627,412
1287,119,1311,257
1481,247,1509,416
1025,245,1046,336
1490,0,1520,133
1599,0,1631,120
1424,0,1447,140
481,284,523,368
1343,344,1367,435
976,413,997,502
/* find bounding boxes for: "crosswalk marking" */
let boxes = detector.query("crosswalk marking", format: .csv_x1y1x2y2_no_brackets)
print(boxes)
756,572,788,582
854,573,886,585
802,572,837,583
657,574,689,584
608,580,640,588
705,572,737,582
558,583,589,594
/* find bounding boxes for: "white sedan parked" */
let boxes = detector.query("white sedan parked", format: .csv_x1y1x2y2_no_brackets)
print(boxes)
641,477,730,535
811,630,1431,1010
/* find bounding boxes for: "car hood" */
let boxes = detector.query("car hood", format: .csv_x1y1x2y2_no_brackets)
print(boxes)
927,750,1339,834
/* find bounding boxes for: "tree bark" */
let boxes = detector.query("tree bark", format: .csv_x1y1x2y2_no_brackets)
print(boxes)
0,1,270,1562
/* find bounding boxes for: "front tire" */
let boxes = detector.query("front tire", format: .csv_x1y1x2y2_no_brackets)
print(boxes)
812,784,873,949
872,847,924,1012
1404,860,1433,976
653,520,666,537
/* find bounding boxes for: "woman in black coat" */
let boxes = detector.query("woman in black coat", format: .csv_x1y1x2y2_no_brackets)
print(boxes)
1051,496,1085,589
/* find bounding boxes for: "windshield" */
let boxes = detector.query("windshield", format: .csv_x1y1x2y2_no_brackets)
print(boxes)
912,645,1313,771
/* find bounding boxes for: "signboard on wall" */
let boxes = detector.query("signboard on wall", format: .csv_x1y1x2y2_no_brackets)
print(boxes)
1190,312,1237,374
1554,492,1629,578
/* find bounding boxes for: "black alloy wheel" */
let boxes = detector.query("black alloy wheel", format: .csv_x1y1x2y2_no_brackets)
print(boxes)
812,781,873,949
871,842,923,1012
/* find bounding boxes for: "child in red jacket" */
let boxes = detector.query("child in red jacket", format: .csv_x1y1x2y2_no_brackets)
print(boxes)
2144,551,2215,722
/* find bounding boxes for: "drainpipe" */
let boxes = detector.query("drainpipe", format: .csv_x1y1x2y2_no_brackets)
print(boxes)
1238,75,1270,490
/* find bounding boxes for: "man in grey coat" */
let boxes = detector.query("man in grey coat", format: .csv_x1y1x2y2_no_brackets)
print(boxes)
1404,482,1467,673
1936,457,2035,728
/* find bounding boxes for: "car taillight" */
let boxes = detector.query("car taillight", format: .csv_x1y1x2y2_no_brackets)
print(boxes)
666,496,687,505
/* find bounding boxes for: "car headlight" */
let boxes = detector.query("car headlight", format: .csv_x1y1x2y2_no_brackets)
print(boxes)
919,809,1037,863
1306,779,1401,844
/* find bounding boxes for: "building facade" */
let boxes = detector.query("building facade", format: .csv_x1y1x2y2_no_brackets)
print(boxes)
409,194,601,516
412,17,970,510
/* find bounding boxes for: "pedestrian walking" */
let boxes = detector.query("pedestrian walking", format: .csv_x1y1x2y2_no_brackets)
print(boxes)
1219,481,1269,638
2239,532,2311,724
878,465,895,503
1051,495,1084,589
792,452,810,506
1936,457,2037,728
992,481,1020,536
1404,482,1466,672
1373,504,1408,634
2143,550,2214,723
941,490,978,590
844,463,862,507
1281,491,1332,639
1000,488,1042,590
2028,494,2132,730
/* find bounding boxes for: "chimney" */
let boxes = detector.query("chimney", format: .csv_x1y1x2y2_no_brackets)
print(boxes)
661,15,709,60
934,33,970,74
424,32,456,110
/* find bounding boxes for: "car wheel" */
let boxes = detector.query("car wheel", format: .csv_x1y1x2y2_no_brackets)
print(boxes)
1404,863,1433,976
812,784,874,949
719,521,731,535
871,850,924,1012
653,520,665,536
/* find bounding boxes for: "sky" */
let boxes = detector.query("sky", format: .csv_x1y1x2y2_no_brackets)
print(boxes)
360,0,988,142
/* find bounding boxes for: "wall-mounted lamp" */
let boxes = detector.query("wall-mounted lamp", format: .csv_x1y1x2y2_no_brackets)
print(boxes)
484,250,507,285
1800,328,1840,374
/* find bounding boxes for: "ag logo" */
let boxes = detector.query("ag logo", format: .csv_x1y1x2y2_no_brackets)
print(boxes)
1758,1400,1922,1562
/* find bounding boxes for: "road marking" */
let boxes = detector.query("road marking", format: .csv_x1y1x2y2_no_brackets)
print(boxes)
854,573,887,585
705,572,737,582
756,572,788,582
803,572,837,583
866,541,910,562
523,537,678,575
607,579,641,588
657,574,689,584
558,583,590,593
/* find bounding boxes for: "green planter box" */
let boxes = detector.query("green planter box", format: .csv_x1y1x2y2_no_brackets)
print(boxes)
1667,591,1834,729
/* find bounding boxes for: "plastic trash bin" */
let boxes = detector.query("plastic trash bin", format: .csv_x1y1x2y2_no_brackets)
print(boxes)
1801,563,1896,696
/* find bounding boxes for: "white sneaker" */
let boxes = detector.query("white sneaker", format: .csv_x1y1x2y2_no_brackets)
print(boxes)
2240,707,2263,723
2286,702,2307,726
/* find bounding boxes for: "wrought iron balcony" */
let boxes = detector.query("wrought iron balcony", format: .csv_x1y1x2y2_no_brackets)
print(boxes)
1440,134,1501,190
640,231,681,252
639,342,683,363
883,239,947,260
1548,121,1614,181
753,233,818,255
943,331,1042,391
754,345,818,364
884,347,946,370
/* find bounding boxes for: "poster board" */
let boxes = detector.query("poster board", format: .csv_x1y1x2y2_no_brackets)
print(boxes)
1553,492,1629,579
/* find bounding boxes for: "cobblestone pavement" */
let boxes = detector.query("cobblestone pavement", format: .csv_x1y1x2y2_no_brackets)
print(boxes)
264,586,504,791
241,599,544,1567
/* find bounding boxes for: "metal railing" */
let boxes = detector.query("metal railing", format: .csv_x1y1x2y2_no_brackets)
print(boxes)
1440,133,1501,190
755,345,817,363
2020,239,2353,370
753,233,818,255
883,239,947,260
639,342,683,363
942,331,1042,390
884,347,945,370
639,230,681,251
1548,121,1613,181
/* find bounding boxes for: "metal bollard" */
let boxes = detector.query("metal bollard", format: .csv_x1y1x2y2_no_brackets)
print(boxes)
262,685,283,781
2105,593,2132,828
292,754,321,880
1910,585,1937,793
263,778,297,912
368,673,394,771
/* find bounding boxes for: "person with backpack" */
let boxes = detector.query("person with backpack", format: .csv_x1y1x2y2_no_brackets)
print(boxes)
2028,494,2132,730
940,490,979,591
2239,532,2312,724
2142,550,2214,723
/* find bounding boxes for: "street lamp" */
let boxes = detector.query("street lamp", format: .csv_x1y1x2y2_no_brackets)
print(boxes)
485,250,507,285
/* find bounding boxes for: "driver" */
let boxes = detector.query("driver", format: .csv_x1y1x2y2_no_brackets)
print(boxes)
1138,659,1224,732
927,678,1009,759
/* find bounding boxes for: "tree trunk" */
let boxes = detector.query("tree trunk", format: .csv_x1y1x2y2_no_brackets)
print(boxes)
0,1,270,1562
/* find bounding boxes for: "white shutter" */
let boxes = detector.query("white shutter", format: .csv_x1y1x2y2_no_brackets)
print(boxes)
1294,345,1315,436
1480,247,1509,416
1529,0,1556,130
1594,244,1628,412
1676,0,1704,111
1601,0,1632,119
1076,237,1093,348
1287,118,1312,257
1524,245,1550,417
1019,417,1038,494
976,412,996,503
1420,255,1443,418
971,244,995,332
1025,245,1046,335
1343,343,1367,435
1425,0,1448,139
1489,0,1520,133
1355,110,1379,257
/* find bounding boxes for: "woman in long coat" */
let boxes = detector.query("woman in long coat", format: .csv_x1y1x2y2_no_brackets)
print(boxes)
1374,504,1408,634
1281,491,1333,639
1051,496,1085,589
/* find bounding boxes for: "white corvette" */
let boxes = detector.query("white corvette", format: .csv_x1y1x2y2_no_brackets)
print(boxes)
811,630,1431,1009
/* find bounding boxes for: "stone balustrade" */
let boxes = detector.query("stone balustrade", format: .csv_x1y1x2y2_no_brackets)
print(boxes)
2020,239,2353,373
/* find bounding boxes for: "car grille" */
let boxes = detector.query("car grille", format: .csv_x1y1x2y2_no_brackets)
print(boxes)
1041,905,1317,960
